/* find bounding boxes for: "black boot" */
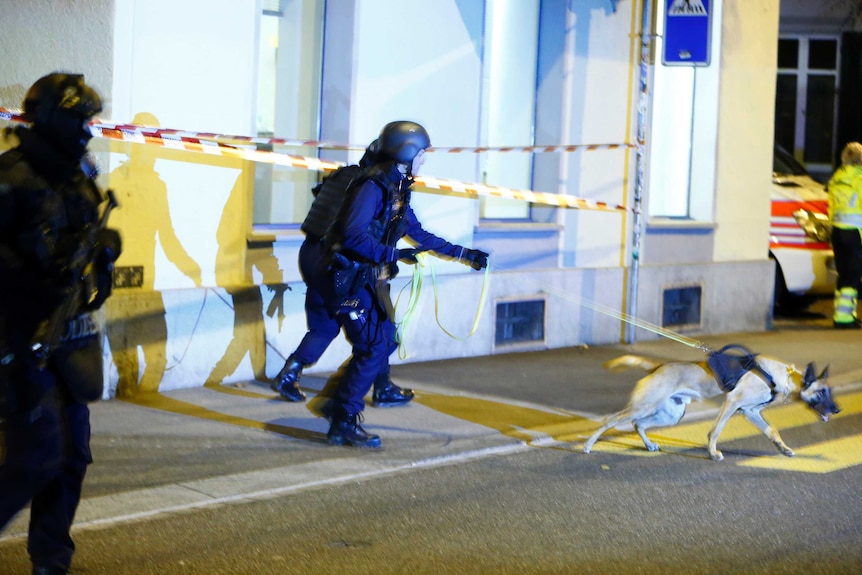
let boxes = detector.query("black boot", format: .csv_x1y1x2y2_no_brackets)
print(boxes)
33,566,67,575
327,407,381,449
372,375,414,408
272,356,306,402
317,397,335,421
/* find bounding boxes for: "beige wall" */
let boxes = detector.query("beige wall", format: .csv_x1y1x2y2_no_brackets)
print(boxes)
0,0,114,119
713,0,780,262
0,0,783,395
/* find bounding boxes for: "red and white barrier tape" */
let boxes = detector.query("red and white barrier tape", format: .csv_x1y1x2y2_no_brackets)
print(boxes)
2,107,636,155
414,176,627,212
89,116,635,155
429,143,636,154
0,107,631,212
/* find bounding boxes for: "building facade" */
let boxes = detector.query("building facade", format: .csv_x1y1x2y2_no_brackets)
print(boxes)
1,0,823,396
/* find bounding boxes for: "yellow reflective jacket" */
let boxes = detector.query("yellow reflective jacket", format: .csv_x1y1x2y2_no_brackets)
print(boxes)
828,164,862,229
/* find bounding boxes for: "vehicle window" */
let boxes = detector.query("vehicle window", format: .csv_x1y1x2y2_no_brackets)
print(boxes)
773,146,809,176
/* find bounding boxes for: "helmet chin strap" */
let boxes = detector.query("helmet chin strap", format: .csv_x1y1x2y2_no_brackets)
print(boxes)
396,162,412,178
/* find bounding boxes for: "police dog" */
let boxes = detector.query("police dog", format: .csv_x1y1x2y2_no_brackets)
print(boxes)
582,354,839,460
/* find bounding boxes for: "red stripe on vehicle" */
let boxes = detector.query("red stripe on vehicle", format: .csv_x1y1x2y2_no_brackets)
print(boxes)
771,200,828,217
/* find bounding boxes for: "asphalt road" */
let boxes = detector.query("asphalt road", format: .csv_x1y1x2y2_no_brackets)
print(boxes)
1,299,861,574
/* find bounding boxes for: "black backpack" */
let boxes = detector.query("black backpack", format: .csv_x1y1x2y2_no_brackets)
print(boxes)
300,164,365,239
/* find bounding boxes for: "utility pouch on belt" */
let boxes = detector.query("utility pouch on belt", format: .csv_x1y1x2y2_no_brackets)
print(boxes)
331,252,370,299
51,312,104,403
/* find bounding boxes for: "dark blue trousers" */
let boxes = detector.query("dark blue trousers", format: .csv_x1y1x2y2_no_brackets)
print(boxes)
0,376,91,572
291,238,341,366
294,238,397,413
334,286,398,414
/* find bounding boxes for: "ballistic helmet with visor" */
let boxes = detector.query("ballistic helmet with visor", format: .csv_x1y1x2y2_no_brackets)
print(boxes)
22,73,102,160
378,121,430,164
23,73,102,125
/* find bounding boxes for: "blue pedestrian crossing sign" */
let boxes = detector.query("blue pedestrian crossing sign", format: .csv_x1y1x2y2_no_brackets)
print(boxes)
663,0,711,66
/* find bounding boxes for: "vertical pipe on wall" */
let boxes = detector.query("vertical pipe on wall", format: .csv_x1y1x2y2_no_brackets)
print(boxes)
626,0,653,344
558,3,575,197
556,1,576,267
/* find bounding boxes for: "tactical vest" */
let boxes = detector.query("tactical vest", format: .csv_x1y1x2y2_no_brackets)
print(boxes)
323,165,407,257
301,164,365,239
366,169,409,248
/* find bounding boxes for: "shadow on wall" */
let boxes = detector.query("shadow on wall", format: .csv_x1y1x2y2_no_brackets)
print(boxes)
104,114,289,397
104,112,203,398
204,167,290,389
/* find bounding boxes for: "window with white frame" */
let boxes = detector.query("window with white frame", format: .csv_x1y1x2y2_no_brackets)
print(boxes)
253,0,324,227
775,35,840,181
253,0,544,227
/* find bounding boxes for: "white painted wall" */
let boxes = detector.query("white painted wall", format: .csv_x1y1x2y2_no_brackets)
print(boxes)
713,0,779,262
110,0,262,288
347,0,484,265
0,0,114,128
550,0,635,269
0,0,784,394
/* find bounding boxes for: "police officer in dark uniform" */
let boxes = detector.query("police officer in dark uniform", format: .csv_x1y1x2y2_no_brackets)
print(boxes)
0,73,121,575
273,139,418,407
318,121,488,448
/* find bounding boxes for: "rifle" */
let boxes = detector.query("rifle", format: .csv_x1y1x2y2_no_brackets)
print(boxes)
29,189,119,368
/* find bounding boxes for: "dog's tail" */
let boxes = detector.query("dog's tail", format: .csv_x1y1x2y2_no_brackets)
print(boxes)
604,354,662,373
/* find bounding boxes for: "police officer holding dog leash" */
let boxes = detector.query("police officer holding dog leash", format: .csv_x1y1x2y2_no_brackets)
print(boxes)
288,121,488,448
0,73,121,575
271,139,413,405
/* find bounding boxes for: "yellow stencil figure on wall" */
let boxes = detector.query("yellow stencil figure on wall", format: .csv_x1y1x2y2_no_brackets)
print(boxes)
204,168,287,390
105,112,203,398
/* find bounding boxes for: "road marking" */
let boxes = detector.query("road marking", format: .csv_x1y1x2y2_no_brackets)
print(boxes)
416,387,862,470
0,442,530,545
575,390,862,470
738,435,862,473
3,382,858,544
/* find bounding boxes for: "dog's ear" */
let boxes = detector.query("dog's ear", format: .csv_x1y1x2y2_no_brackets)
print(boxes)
802,362,816,389
819,364,830,381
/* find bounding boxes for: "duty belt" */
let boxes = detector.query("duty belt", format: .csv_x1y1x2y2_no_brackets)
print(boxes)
60,313,99,343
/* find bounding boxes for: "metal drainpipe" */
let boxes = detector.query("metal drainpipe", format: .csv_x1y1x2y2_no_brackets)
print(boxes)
626,0,654,344
557,1,576,266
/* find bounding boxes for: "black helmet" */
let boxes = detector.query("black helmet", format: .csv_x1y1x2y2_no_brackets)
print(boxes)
23,73,102,125
378,121,430,164
359,138,381,168
22,73,102,160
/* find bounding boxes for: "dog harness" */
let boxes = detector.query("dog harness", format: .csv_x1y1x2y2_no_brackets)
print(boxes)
707,344,777,400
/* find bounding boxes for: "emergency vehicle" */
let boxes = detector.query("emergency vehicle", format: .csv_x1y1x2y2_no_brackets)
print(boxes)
770,145,836,310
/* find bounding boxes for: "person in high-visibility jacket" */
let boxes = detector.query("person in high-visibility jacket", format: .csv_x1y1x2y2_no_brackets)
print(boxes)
827,141,862,328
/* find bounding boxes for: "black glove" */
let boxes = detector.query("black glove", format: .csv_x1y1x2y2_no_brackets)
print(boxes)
460,248,489,270
397,248,423,265
95,228,123,264
86,228,123,310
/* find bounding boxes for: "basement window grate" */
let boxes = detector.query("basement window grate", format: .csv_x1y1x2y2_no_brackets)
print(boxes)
495,299,545,346
661,285,702,329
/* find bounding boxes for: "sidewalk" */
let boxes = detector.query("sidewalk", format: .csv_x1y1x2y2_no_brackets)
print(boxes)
3,310,861,542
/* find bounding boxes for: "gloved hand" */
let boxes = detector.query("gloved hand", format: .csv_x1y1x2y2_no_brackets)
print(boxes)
95,228,123,264
397,248,423,265
85,228,123,310
460,248,489,270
